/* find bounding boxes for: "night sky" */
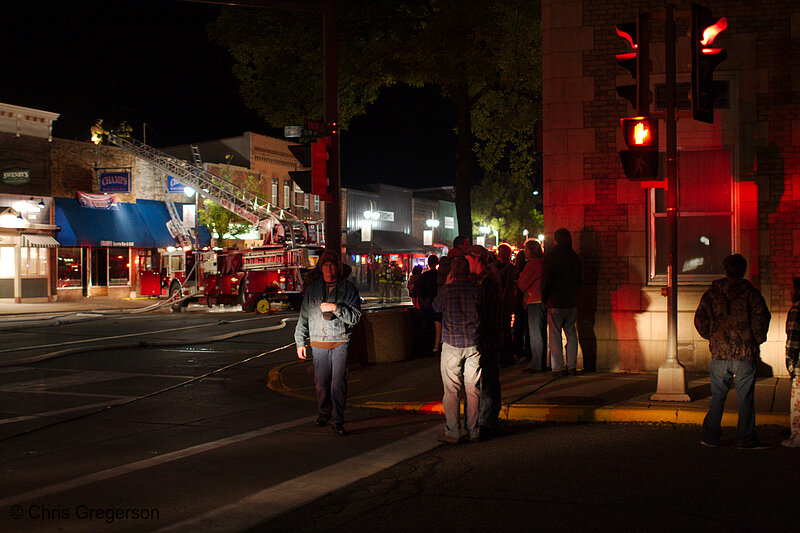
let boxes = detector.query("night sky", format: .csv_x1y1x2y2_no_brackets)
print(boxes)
0,0,456,190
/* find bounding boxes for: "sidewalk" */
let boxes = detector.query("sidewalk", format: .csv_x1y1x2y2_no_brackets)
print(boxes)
269,355,792,427
0,296,161,316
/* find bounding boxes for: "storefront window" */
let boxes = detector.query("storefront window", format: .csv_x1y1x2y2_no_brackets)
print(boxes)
21,247,47,276
650,150,733,282
0,247,15,278
58,247,82,287
109,247,130,286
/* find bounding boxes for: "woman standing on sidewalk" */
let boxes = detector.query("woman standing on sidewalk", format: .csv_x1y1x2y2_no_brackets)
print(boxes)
517,239,545,373
783,277,800,448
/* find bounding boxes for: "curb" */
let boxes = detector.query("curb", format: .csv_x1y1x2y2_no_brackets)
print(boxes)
268,362,790,428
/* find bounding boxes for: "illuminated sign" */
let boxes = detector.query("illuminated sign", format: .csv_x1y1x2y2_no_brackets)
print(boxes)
1,169,30,185
167,175,185,193
99,171,131,192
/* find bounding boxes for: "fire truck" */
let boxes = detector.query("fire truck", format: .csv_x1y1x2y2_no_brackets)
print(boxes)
105,132,326,313
162,244,321,313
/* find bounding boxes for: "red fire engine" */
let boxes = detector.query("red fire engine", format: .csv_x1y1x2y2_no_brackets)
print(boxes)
162,245,321,313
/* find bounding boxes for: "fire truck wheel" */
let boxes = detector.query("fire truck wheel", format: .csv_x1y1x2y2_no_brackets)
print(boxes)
255,297,271,315
169,283,185,313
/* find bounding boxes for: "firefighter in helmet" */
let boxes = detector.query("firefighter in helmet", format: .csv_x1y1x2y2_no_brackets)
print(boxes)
377,258,392,303
391,261,405,302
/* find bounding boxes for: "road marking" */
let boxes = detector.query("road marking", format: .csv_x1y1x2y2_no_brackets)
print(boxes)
0,370,132,392
0,315,278,354
0,399,137,425
155,425,442,533
0,417,311,507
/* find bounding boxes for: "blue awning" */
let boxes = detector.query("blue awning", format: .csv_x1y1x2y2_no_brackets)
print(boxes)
54,198,212,248
136,199,211,248
55,198,156,247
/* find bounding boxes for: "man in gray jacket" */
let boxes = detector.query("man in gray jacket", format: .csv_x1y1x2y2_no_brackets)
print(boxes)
694,254,771,449
295,249,361,436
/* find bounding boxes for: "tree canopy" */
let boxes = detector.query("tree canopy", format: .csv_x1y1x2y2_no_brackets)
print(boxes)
210,0,541,237
471,171,543,247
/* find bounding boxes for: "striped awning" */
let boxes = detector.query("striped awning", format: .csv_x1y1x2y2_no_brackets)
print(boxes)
21,233,60,248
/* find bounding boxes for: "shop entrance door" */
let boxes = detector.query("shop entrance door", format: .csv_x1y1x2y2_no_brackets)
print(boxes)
91,247,108,286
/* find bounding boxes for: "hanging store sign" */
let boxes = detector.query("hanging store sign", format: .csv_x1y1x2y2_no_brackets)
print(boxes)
1,169,30,185
98,171,131,192
444,216,455,229
167,175,185,193
77,191,118,210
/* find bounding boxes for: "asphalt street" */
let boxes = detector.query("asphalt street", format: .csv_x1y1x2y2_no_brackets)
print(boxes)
0,309,443,532
259,421,795,533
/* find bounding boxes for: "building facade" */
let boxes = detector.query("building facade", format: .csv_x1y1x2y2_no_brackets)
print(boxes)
0,103,60,302
542,0,800,375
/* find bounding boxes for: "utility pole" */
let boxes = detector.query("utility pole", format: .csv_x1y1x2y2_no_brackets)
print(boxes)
651,3,690,401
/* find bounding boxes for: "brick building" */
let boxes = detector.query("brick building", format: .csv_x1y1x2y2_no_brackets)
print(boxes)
542,0,799,375
0,103,59,302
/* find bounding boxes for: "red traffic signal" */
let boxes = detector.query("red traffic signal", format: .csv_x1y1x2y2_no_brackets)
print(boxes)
614,13,652,114
691,2,727,123
621,117,657,148
619,116,658,180
311,137,332,202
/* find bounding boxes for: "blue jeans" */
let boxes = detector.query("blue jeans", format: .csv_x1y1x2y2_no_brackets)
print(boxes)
548,307,578,372
440,343,481,439
312,343,349,424
526,303,545,371
702,359,758,446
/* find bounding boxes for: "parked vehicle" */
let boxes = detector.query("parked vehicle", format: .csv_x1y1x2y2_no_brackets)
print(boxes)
161,245,320,313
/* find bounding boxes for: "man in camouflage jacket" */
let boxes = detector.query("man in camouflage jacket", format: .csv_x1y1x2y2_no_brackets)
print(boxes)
694,254,771,449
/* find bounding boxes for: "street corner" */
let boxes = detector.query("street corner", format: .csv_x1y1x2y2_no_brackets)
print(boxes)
266,359,317,402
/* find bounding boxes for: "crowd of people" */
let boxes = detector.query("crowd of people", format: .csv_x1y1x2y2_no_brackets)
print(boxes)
293,237,800,450
417,229,582,442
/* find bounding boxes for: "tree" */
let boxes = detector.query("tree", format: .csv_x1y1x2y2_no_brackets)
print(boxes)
471,170,543,246
210,0,541,237
198,169,263,243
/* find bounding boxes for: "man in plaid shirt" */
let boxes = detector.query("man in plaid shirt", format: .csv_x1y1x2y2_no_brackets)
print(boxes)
432,255,481,443
783,277,800,448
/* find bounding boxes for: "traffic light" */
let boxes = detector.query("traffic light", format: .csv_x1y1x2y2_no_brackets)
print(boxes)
288,143,313,195
691,2,727,123
311,137,332,202
619,116,659,180
615,13,651,114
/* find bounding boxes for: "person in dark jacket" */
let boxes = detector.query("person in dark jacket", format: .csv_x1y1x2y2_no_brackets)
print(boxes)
295,249,362,436
466,244,503,437
783,277,800,448
541,228,582,377
491,243,518,366
694,253,771,449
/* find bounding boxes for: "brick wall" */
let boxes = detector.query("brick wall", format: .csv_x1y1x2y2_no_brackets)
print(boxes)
543,0,800,373
0,132,51,196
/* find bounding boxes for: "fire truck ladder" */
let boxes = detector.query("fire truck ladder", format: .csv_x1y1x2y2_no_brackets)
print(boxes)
148,163,194,248
107,133,297,229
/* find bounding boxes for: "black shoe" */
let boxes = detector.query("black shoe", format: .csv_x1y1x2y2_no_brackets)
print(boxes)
553,370,568,378
332,423,347,436
567,368,578,376
314,415,329,427
700,440,720,448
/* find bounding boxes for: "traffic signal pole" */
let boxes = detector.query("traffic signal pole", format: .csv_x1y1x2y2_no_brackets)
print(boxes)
652,3,690,401
322,0,341,254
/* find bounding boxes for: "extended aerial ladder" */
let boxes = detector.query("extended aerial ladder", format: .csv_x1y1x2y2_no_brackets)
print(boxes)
106,133,314,247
